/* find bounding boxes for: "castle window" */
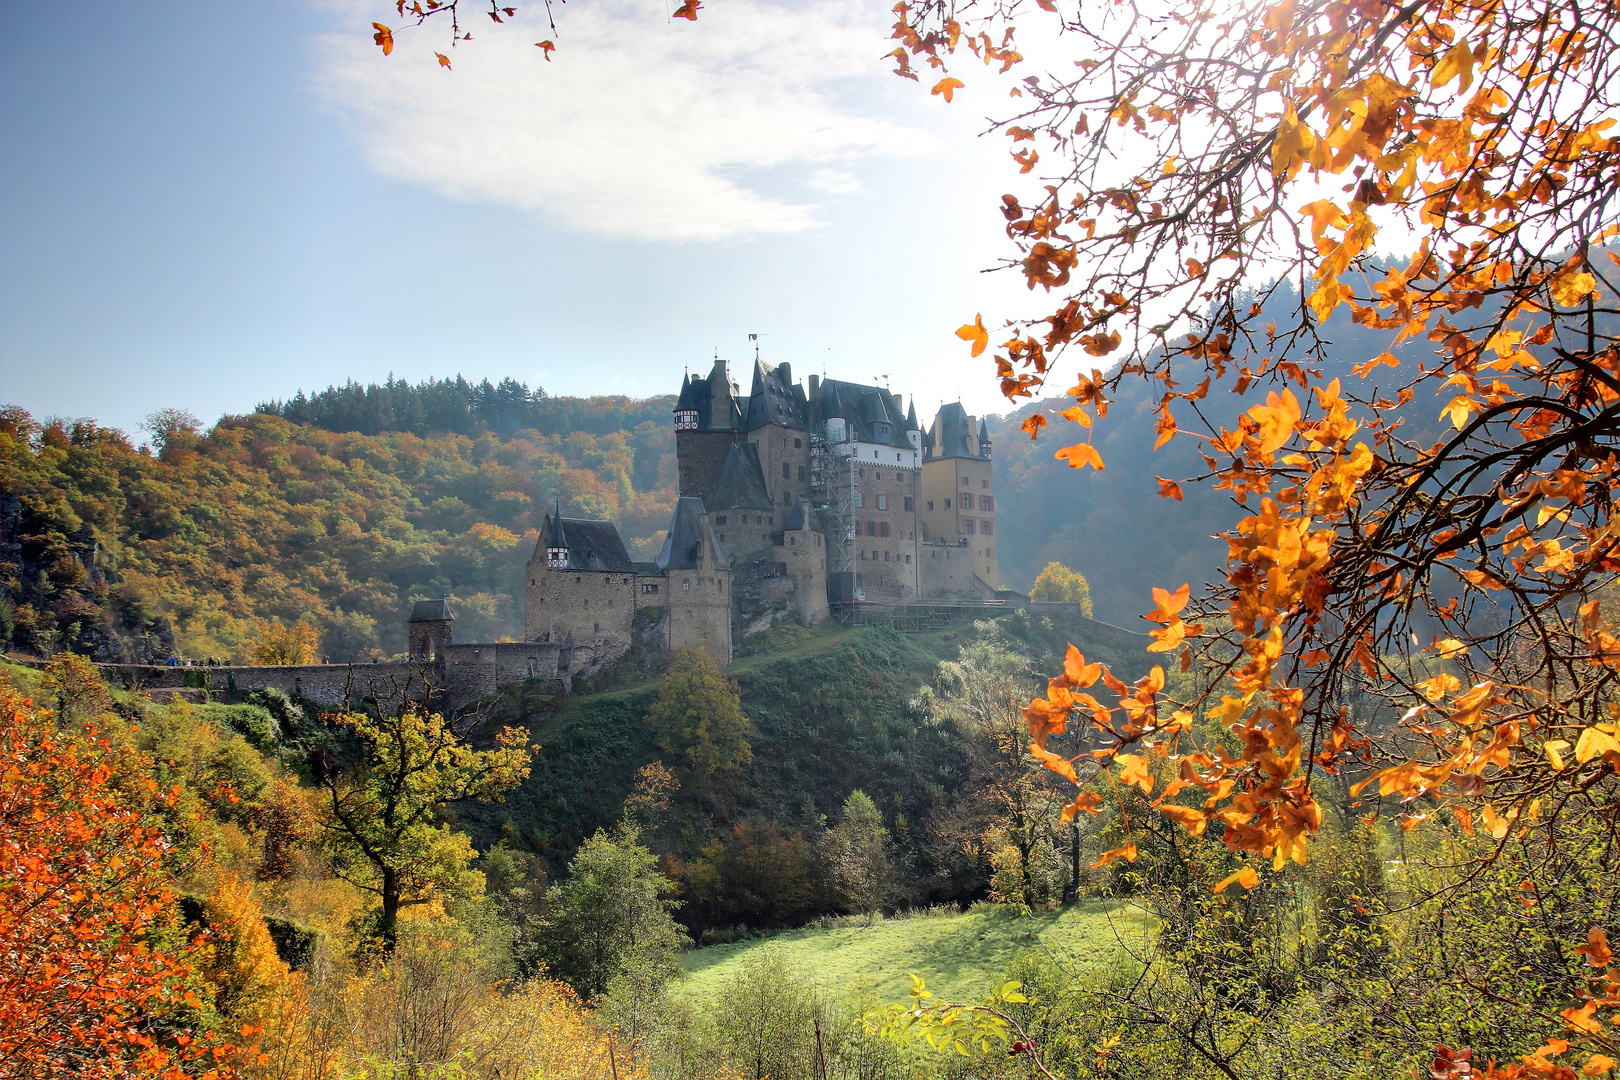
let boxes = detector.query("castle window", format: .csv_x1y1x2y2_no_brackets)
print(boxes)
675,409,699,431
982,479,990,488
962,476,970,486
884,550,891,561
961,493,973,510
962,519,976,534
782,462,790,479
683,581,690,592
594,623,601,633
876,471,882,481
896,454,902,462
794,438,802,447
981,520,994,535
716,515,727,525
860,550,867,560
854,491,863,508
906,555,912,563
981,496,994,511
877,494,888,510
642,584,658,593
904,496,913,511
584,599,589,608
945,498,951,508
798,466,805,480
880,522,890,538
927,500,933,511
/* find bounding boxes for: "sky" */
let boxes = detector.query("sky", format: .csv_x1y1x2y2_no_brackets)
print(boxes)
0,0,1050,438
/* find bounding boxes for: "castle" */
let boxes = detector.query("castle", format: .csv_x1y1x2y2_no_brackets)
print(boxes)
93,359,1003,708
522,358,1001,670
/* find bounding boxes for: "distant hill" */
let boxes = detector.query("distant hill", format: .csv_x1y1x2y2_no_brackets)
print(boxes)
0,381,678,661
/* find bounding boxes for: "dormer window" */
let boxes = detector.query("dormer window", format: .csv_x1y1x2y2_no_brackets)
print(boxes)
675,409,699,431
547,546,568,569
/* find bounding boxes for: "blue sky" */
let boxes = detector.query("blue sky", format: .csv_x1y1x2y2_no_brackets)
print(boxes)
1,0,1041,438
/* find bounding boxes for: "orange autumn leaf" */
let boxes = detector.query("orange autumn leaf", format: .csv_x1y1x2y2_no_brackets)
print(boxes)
1146,584,1191,623
957,313,989,356
435,52,452,69
536,40,556,59
1148,620,1186,653
1159,803,1207,835
1213,866,1259,893
1155,476,1184,500
931,76,965,102
673,0,703,20
1061,791,1105,822
1114,752,1153,794
1055,442,1104,470
1089,843,1138,868
372,23,395,56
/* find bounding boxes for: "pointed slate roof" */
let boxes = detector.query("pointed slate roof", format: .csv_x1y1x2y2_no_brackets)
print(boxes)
979,419,991,445
658,497,724,570
674,359,742,430
906,399,919,430
929,402,988,460
813,378,913,448
409,598,454,622
744,359,809,431
708,441,774,512
537,512,635,572
784,496,817,532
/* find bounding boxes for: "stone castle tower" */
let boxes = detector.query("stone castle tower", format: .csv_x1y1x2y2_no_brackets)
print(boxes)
524,356,1001,672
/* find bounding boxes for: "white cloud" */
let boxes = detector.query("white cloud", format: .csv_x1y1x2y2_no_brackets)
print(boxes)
312,1,936,241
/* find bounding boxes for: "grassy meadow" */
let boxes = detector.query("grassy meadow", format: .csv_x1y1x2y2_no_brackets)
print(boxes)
676,901,1150,1005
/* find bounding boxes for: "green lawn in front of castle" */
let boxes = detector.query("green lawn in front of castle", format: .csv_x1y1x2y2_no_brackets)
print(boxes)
674,901,1150,1006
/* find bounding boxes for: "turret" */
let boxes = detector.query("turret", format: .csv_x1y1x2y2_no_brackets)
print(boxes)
545,501,569,569
906,399,921,449
979,419,992,458
709,359,737,429
674,373,700,432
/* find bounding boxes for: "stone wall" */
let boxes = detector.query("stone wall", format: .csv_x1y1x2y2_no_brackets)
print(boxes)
676,430,735,503
746,423,811,514
440,641,563,703
850,462,921,598
523,564,640,661
776,523,828,625
918,539,994,598
98,643,564,713
97,661,438,709
663,565,732,665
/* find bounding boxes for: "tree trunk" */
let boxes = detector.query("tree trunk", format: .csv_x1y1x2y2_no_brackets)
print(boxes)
381,866,400,953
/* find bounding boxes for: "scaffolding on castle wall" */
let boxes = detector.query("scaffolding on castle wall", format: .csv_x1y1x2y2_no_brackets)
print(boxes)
809,433,857,584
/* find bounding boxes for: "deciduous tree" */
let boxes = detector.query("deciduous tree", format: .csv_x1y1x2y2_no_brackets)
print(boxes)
314,707,531,951
644,647,752,776
1028,561,1093,615
893,0,1620,1071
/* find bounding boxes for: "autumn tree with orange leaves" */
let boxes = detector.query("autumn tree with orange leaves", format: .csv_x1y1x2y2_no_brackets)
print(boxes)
886,0,1618,1075
0,680,246,1080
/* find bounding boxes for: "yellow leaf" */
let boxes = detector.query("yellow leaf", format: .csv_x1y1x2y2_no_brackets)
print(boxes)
1439,395,1478,430
1574,726,1620,764
1147,620,1185,653
1544,739,1569,771
1549,267,1599,307
1213,866,1259,893
1308,277,1341,322
931,76,965,103
956,313,989,357
1431,39,1475,93
1583,1055,1616,1077
1435,638,1468,659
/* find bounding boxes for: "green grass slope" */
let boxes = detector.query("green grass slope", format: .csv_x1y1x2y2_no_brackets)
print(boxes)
676,902,1150,1005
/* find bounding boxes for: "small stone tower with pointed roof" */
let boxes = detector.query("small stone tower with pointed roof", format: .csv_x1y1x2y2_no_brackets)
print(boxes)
408,598,454,661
